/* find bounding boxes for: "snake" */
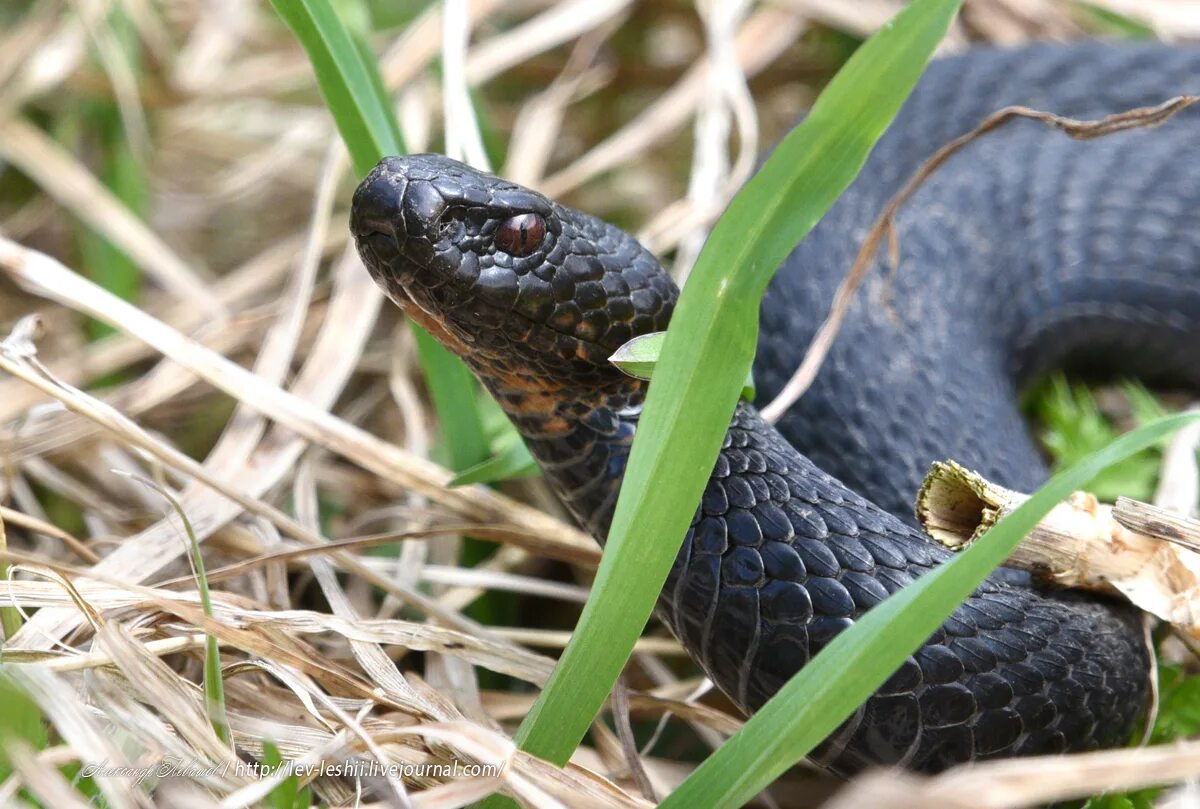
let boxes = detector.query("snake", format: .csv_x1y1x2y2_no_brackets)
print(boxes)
349,43,1200,774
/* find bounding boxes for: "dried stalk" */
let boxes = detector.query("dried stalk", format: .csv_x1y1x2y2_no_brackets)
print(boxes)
824,737,1200,809
917,460,1200,633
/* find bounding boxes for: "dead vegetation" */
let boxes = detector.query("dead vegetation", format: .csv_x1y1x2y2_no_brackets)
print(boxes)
0,1,1198,807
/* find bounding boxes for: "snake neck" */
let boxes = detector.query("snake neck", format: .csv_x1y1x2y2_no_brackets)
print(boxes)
478,370,646,539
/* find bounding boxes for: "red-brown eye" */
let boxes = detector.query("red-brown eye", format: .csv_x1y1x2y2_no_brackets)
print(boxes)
495,213,546,257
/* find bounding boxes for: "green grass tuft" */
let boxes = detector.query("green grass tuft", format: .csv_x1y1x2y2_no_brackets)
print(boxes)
1028,375,1166,501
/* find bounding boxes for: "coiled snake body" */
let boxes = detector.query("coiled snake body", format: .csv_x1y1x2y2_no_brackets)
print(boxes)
350,44,1200,774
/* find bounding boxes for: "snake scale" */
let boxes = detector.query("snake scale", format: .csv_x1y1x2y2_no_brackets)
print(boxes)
349,43,1200,774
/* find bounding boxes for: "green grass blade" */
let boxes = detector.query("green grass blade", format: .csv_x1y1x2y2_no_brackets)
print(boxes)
0,671,47,783
411,326,490,470
78,3,144,340
78,122,146,339
263,740,308,809
663,409,1200,809
1075,2,1155,38
269,0,401,176
270,0,489,468
0,515,22,640
448,438,538,487
504,0,965,778
123,473,231,747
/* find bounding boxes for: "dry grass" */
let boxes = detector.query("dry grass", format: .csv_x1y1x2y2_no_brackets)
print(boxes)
0,1,1198,807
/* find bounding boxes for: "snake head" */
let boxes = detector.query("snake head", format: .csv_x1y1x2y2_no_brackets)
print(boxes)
351,155,676,394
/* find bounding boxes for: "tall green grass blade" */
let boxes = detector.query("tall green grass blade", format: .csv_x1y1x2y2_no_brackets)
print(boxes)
411,326,490,470
123,473,231,747
269,0,401,176
502,0,966,783
68,5,146,347
263,741,288,809
663,409,1200,809
270,0,489,468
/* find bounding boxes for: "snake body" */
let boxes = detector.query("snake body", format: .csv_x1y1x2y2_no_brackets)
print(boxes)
350,43,1200,774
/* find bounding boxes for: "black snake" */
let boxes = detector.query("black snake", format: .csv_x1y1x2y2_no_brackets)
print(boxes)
349,43,1200,774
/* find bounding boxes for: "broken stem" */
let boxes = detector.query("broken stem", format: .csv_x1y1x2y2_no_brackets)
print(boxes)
917,460,1200,633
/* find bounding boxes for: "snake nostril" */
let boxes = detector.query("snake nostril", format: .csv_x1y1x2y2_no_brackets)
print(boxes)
400,180,449,238
351,168,407,242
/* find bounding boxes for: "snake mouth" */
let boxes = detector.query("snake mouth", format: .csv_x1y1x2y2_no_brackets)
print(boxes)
350,161,444,286
358,229,408,276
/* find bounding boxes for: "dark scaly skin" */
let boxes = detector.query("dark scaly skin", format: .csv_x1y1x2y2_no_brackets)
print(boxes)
350,43,1200,774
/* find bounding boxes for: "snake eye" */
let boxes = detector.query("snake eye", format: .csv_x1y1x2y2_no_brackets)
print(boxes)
495,213,546,257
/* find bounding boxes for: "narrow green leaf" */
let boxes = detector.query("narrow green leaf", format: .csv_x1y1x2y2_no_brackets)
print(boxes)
263,741,304,809
123,473,231,747
72,5,146,348
263,742,286,809
79,126,146,333
663,410,1200,809
606,331,665,379
268,0,401,176
448,439,538,487
503,0,966,783
411,326,490,470
1074,2,1155,39
610,332,756,401
270,0,489,469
